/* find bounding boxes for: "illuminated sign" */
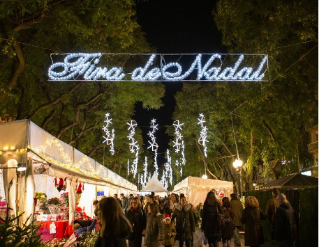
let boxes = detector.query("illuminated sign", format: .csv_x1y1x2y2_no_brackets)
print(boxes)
48,53,268,82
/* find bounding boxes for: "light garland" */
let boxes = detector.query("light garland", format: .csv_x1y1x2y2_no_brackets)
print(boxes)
173,120,184,153
102,113,115,155
48,53,268,82
198,113,209,157
126,120,139,178
147,119,159,177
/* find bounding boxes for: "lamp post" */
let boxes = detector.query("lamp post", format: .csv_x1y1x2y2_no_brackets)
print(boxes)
233,159,243,196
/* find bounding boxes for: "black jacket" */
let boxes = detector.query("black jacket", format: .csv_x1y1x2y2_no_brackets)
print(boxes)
273,203,298,242
201,203,222,240
125,208,146,247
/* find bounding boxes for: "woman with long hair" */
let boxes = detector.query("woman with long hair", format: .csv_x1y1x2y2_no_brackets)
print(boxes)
95,197,132,247
125,197,146,247
201,191,222,247
145,203,164,247
241,196,266,247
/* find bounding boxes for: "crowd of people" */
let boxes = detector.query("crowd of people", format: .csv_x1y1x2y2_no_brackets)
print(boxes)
64,189,298,247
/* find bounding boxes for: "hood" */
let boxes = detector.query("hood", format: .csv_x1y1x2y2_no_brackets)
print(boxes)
280,203,290,209
174,203,191,212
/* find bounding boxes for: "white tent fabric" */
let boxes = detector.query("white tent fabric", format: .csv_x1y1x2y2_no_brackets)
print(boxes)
140,174,168,192
173,176,233,206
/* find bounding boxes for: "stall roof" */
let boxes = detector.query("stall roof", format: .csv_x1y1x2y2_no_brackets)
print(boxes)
0,120,137,191
259,173,318,190
140,173,168,192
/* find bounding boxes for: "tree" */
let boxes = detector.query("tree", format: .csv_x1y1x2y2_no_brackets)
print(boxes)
167,0,317,190
0,0,165,178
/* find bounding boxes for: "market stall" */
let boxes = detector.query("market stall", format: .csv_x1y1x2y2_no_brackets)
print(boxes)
173,176,233,206
0,120,137,242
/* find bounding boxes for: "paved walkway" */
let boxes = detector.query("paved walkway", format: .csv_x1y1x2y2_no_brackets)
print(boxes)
173,228,277,247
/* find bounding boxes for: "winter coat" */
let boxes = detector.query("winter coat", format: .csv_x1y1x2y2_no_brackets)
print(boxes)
125,208,146,247
265,197,277,223
172,203,195,241
162,222,176,246
145,213,164,247
201,203,222,242
221,207,234,240
273,203,298,242
163,199,178,215
230,199,243,227
121,197,128,210
95,217,131,247
241,207,266,246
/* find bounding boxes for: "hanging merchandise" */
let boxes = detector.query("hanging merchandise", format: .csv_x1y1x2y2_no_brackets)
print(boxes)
57,178,64,192
77,183,82,194
62,177,68,191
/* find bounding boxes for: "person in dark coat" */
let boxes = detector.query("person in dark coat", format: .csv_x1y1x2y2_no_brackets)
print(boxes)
145,203,164,247
125,197,146,247
95,197,132,247
265,188,280,224
273,193,298,247
230,193,243,247
221,197,234,247
241,196,266,247
201,191,222,247
172,194,195,247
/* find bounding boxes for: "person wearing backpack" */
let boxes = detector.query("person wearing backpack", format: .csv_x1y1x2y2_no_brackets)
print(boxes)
221,197,234,247
201,191,222,247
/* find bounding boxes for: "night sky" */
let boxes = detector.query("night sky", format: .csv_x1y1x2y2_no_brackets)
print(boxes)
133,0,226,164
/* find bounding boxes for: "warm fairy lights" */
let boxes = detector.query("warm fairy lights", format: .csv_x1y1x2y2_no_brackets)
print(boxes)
198,113,209,157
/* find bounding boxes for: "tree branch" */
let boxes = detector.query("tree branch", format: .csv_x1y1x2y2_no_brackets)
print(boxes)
23,82,84,119
262,120,276,141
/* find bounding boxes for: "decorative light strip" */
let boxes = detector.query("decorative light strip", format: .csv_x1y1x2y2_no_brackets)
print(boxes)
102,113,115,155
198,113,209,157
126,120,139,178
147,119,159,177
48,53,268,82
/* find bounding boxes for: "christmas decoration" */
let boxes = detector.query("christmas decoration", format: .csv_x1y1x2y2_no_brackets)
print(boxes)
126,120,139,178
198,113,209,157
102,113,115,155
147,119,159,177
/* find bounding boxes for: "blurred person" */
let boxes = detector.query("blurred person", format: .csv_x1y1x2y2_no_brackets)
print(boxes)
95,197,132,247
172,194,195,247
201,191,222,247
273,193,298,247
145,203,164,247
114,194,122,207
164,193,178,215
241,196,266,247
162,214,176,247
221,197,234,247
265,188,280,223
125,197,146,247
120,193,128,212
93,199,99,217
230,193,243,247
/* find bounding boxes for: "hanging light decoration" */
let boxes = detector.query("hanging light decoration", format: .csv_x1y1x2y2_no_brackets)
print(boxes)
127,120,139,178
147,119,159,177
198,113,209,157
102,113,115,155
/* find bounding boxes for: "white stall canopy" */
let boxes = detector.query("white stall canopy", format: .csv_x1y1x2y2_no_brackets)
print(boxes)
0,120,137,191
173,176,233,206
140,174,168,192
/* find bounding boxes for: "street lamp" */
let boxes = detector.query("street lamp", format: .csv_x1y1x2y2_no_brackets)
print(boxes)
233,159,243,196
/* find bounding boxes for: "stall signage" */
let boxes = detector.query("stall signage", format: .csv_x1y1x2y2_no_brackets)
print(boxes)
48,53,268,82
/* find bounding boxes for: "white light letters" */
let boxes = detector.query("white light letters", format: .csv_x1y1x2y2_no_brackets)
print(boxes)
48,53,268,81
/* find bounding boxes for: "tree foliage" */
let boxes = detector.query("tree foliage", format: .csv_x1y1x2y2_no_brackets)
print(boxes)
170,0,317,189
0,0,165,179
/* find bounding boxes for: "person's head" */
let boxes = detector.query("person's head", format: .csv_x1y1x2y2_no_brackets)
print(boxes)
154,195,159,201
222,197,230,208
180,194,187,206
130,197,141,210
245,196,259,208
120,193,124,199
163,214,171,225
145,194,154,203
148,203,158,216
113,194,118,198
73,223,81,231
276,193,289,205
230,193,238,200
93,200,99,207
130,194,133,198
98,197,131,237
204,191,219,206
272,188,280,198
170,194,176,201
